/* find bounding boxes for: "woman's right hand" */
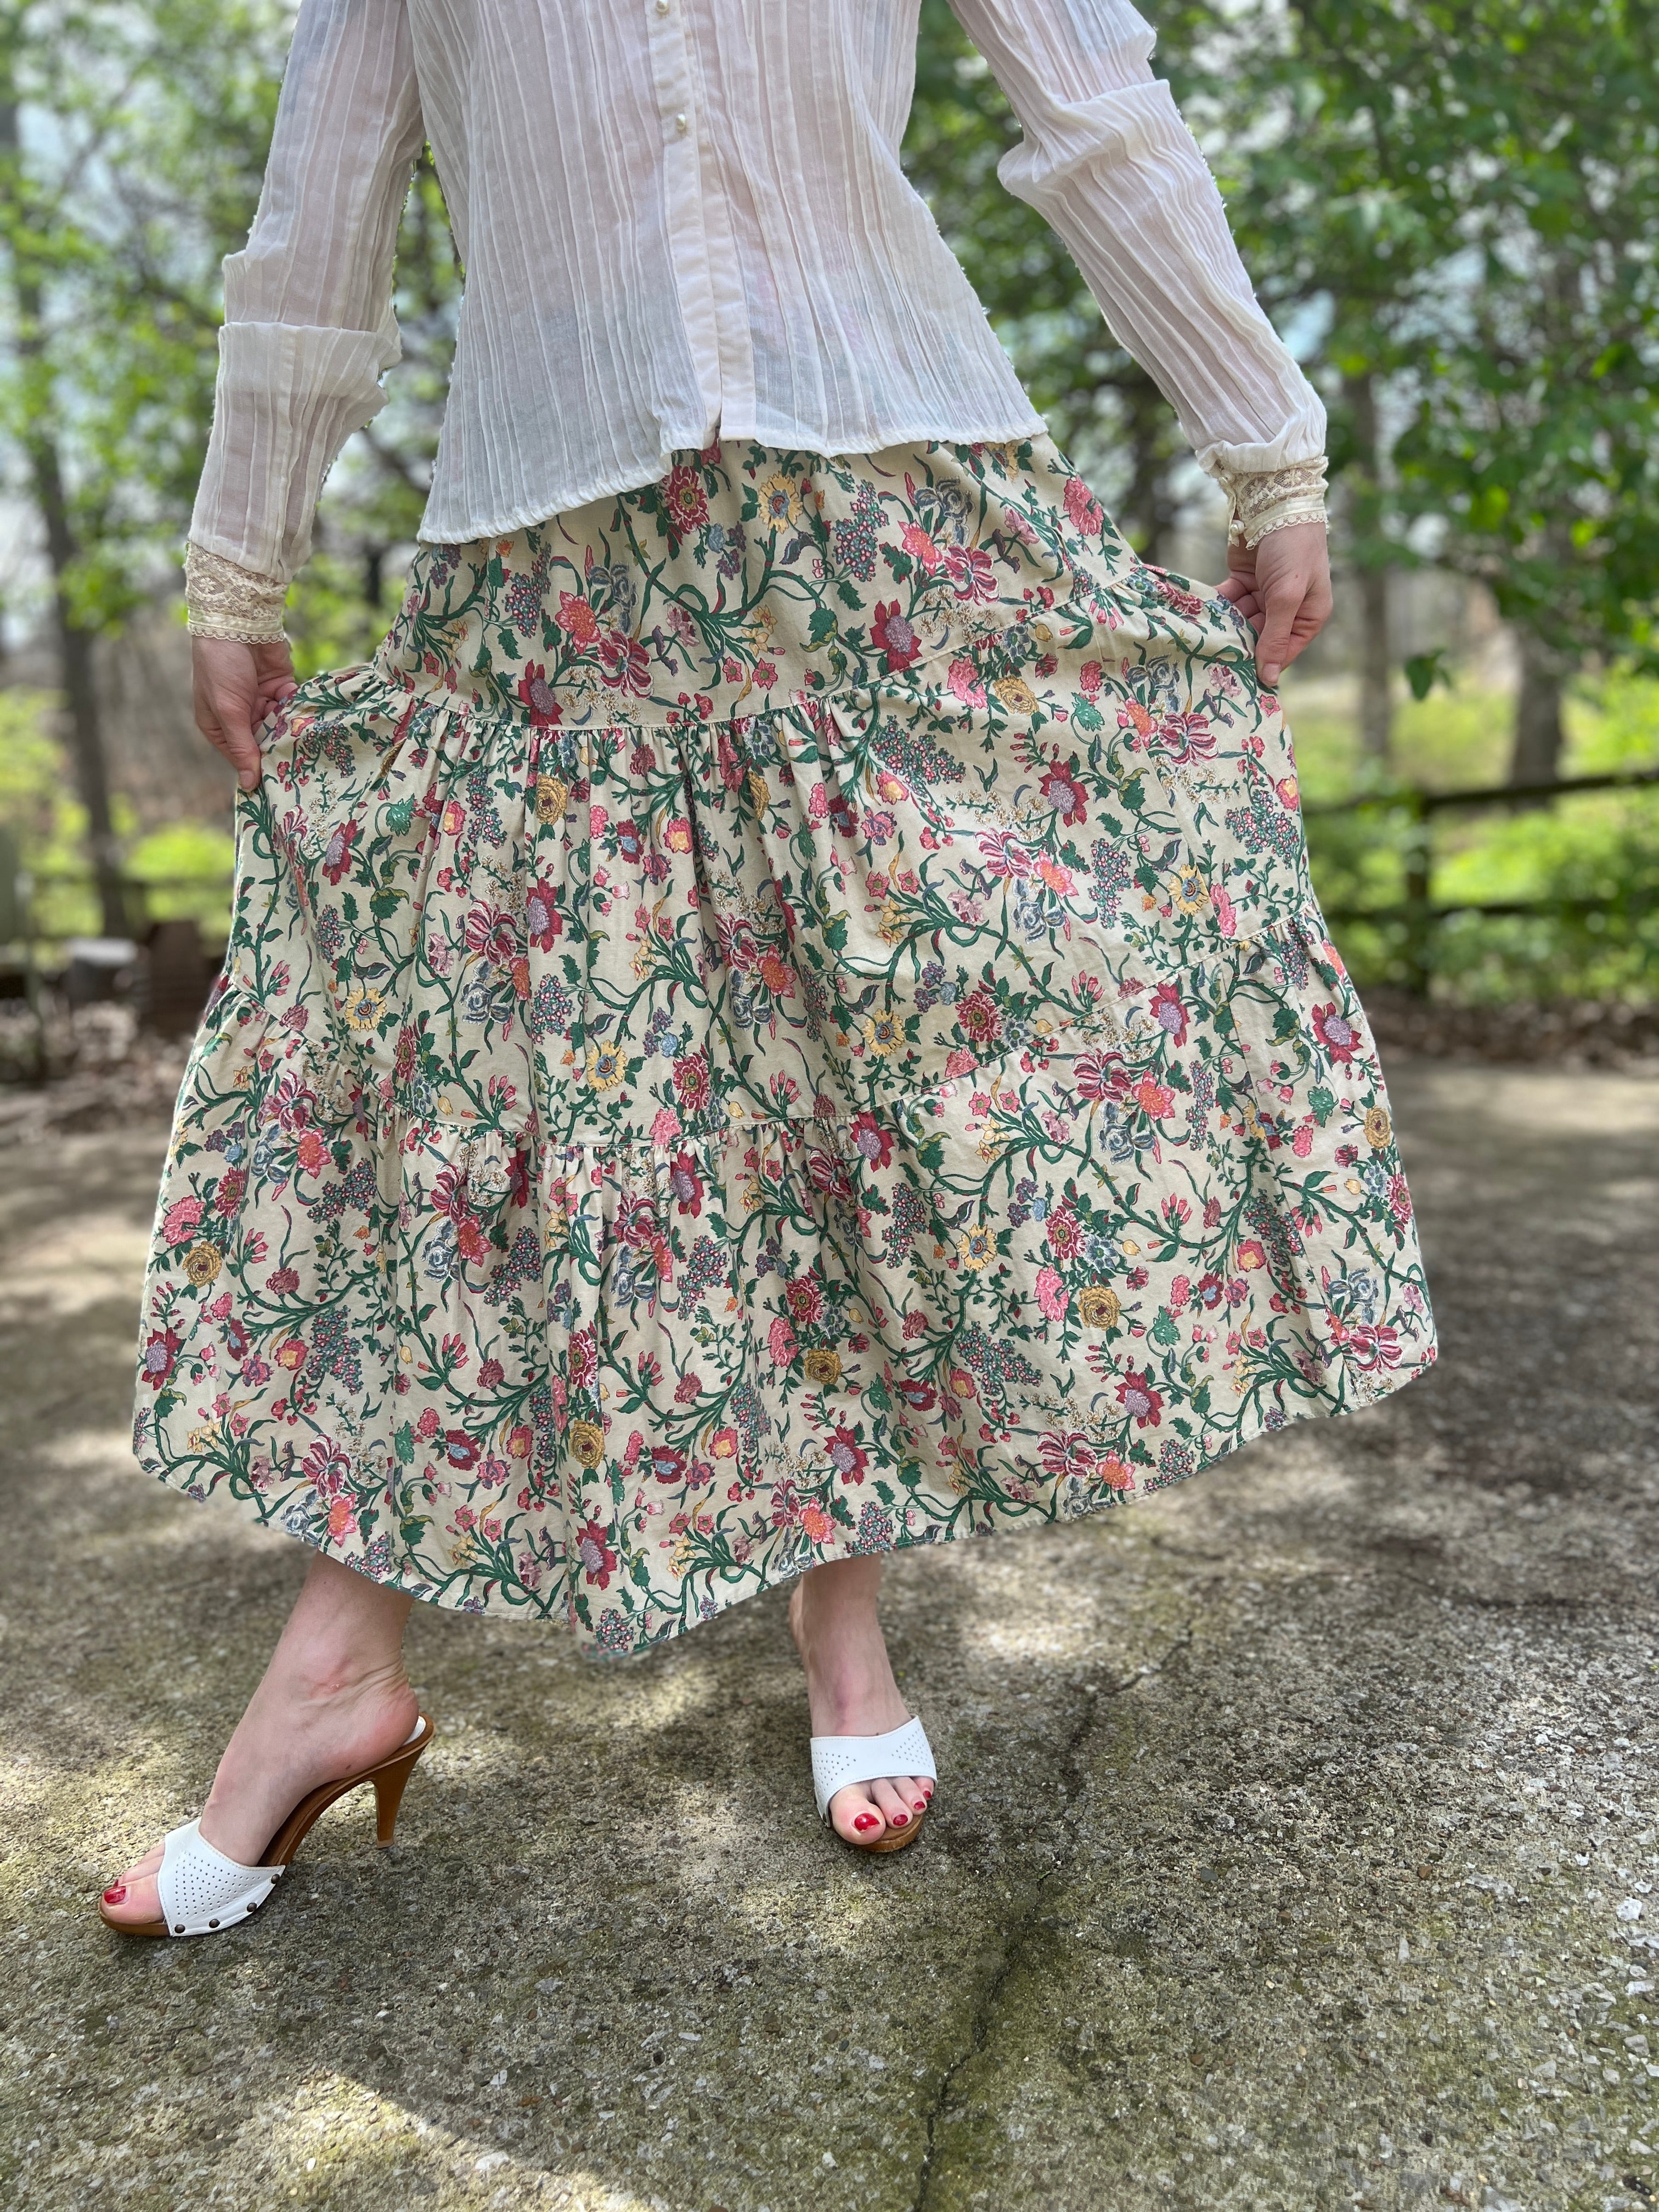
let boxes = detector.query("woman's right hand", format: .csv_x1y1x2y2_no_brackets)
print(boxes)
192,636,300,793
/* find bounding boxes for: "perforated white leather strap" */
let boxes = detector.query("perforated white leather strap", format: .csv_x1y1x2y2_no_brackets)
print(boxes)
155,1820,284,1937
810,1717,936,1821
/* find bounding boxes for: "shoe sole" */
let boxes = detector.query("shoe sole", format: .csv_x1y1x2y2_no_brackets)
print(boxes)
844,1805,928,1854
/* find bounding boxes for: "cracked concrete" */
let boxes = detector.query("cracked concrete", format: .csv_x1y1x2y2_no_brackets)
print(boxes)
2,1056,1657,2212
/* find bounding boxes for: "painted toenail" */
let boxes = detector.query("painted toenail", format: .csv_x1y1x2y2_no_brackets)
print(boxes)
913,1799,927,1812
853,1814,880,1832
890,1810,909,1825
103,1886,127,1904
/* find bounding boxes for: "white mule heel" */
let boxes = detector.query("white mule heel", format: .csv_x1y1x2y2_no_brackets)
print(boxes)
100,1714,435,1939
811,1715,936,1853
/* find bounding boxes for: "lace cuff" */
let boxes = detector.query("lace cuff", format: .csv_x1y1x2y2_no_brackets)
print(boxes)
183,543,290,642
1217,459,1329,549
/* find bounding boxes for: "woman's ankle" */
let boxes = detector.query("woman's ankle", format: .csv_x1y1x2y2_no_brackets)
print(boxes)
793,1556,883,1631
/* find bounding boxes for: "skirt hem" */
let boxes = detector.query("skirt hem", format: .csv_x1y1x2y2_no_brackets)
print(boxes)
134,1335,1435,1655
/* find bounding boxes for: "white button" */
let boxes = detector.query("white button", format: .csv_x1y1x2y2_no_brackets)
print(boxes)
674,111,689,134
654,0,670,14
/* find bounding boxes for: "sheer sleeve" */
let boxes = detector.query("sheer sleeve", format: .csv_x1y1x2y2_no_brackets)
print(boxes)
945,0,1325,483
188,0,425,583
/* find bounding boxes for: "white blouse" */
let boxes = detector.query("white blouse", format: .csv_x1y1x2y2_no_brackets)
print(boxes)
188,0,1327,584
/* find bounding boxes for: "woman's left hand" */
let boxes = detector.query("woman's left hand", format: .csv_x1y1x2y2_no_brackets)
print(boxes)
1215,520,1333,690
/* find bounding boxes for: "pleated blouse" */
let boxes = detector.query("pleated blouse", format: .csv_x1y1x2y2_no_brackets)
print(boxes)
188,0,1327,582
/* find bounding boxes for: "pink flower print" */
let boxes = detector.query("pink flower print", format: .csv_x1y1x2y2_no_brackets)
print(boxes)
946,657,987,709
162,1195,202,1247
599,630,652,695
1063,475,1104,536
900,523,940,571
1036,1266,1069,1323
556,592,599,644
942,544,997,602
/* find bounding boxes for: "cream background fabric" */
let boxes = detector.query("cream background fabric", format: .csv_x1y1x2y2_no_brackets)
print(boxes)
189,0,1327,583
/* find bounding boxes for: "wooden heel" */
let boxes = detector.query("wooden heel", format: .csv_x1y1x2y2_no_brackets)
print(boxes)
372,1744,424,1846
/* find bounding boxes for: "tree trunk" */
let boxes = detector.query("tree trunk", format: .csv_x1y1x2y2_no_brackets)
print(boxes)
1510,627,1569,791
1358,563,1392,764
1344,368,1392,764
0,92,126,939
1119,369,1180,568
32,437,126,938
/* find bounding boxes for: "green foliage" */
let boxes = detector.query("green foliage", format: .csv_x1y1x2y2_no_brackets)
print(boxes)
1302,675,1659,999
0,687,231,941
1404,651,1453,704
0,689,91,938
0,0,291,631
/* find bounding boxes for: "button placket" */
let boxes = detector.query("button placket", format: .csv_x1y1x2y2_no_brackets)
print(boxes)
647,0,723,433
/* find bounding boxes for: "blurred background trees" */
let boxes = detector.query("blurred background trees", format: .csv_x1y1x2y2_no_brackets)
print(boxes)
0,0,1656,1014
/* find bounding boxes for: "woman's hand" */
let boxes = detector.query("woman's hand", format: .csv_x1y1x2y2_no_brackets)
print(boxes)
191,636,300,793
1215,520,1333,690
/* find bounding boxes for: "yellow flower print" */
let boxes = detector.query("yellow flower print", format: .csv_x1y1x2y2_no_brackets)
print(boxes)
803,1348,842,1387
992,675,1038,715
747,770,771,814
535,774,568,823
184,1241,223,1286
958,1224,997,1271
1171,868,1209,915
341,983,383,1029
1364,1106,1392,1149
567,1419,605,1467
586,1043,627,1089
861,1011,905,1057
1078,1283,1120,1328
759,473,803,528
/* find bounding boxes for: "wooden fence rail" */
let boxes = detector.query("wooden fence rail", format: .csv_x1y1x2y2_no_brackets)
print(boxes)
1303,765,1659,996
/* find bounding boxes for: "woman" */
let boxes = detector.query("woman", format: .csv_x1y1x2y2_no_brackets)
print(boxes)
103,0,1433,1936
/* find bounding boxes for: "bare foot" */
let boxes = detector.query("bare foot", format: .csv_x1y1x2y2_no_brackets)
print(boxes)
789,1558,933,1847
100,1556,416,1931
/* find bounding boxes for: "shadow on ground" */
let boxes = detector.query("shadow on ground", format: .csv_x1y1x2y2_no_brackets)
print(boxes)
1,1061,1656,2212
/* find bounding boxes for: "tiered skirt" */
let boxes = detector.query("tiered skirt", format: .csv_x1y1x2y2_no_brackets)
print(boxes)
134,436,1435,1654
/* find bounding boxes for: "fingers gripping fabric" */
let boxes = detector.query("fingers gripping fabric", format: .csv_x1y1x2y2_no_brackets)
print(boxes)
811,1717,936,1820
155,1820,284,1937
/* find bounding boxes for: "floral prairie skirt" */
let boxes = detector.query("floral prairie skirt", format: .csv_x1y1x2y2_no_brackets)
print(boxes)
134,436,1435,1654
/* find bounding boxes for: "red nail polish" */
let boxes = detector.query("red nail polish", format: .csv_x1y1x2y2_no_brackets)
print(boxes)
913,1800,927,1813
102,1886,127,1905
853,1813,879,1833
890,1810,909,1825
